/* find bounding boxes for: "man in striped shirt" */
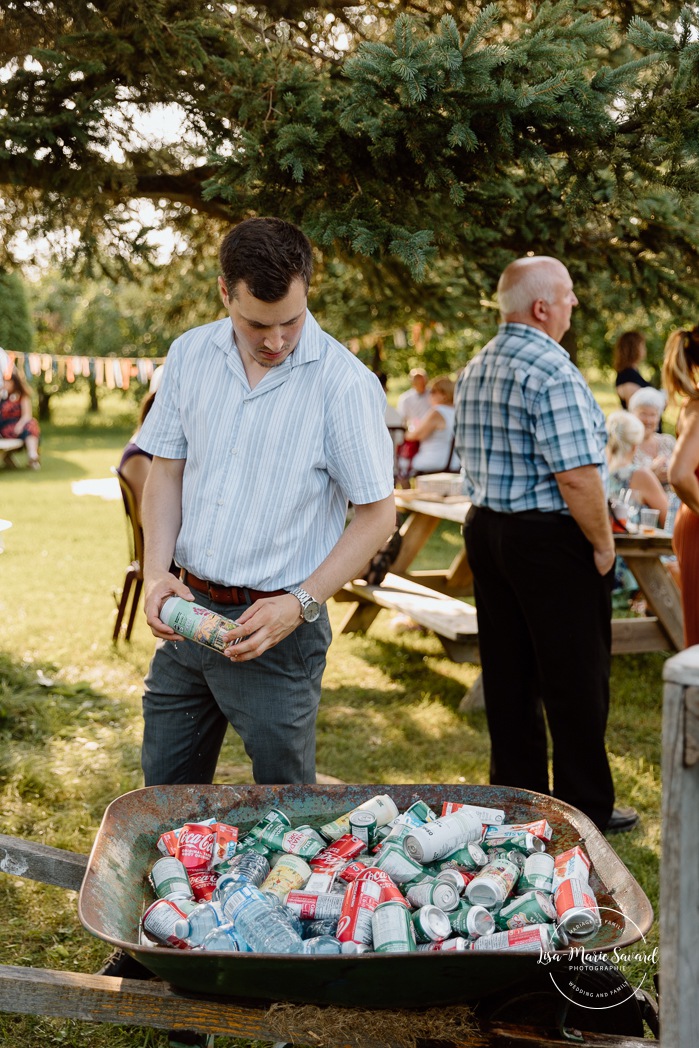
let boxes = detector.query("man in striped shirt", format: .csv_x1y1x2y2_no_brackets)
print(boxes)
136,217,396,788
454,256,638,834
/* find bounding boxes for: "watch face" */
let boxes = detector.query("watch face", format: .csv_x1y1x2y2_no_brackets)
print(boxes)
303,600,321,622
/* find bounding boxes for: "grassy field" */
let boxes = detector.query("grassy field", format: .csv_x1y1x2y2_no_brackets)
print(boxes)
0,387,666,1045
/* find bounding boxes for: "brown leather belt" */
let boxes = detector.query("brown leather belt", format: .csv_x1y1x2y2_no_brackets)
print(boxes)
181,570,286,606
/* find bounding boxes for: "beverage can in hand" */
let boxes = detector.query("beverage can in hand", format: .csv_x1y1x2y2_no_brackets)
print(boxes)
160,596,240,653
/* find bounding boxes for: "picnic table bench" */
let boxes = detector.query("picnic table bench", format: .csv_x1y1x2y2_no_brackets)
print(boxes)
0,436,24,468
334,492,684,664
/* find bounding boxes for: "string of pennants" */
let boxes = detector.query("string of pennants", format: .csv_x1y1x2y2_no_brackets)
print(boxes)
1,349,166,389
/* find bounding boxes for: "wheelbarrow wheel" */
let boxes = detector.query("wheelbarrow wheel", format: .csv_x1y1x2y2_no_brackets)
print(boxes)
475,956,647,1038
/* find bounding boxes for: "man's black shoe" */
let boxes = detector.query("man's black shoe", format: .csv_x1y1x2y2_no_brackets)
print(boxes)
97,948,156,980
606,807,640,834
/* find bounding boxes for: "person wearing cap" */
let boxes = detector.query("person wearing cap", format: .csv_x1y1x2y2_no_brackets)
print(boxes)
117,364,165,521
628,387,676,487
135,216,395,789
397,367,431,425
454,255,639,835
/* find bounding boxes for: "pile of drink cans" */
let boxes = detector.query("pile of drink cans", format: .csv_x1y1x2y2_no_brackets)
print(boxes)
140,794,602,955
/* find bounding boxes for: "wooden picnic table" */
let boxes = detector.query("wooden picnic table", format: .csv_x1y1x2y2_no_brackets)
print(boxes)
334,491,683,659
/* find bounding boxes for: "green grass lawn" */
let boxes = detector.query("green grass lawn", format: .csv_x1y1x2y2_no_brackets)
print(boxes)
0,390,666,1044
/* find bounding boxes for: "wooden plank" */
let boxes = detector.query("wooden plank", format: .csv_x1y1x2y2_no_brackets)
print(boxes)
610,617,670,654
0,834,88,892
684,685,699,768
621,554,683,651
660,672,699,1047
341,574,478,642
0,965,651,1047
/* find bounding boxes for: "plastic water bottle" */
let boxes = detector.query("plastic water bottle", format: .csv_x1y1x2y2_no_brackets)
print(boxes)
301,917,339,939
665,492,681,535
173,901,223,945
221,883,303,954
214,852,270,896
200,922,247,951
301,935,342,955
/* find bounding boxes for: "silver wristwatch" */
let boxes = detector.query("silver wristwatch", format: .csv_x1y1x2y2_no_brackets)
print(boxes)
286,586,321,623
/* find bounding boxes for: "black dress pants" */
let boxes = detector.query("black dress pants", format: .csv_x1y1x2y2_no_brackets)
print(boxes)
464,506,615,831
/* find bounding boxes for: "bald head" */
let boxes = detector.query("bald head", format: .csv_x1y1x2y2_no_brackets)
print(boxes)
497,256,578,343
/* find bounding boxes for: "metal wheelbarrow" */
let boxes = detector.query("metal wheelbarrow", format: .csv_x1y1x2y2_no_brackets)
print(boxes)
77,782,654,1035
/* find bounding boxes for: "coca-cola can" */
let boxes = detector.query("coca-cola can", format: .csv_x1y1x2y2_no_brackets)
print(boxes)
188,869,219,901
175,823,216,871
311,834,366,873
284,891,345,920
336,877,381,945
358,866,410,907
338,860,368,883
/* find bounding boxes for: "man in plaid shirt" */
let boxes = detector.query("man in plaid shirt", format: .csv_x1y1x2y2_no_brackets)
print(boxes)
454,256,638,834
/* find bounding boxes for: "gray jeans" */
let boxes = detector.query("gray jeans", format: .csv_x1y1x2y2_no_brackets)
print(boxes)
142,596,331,786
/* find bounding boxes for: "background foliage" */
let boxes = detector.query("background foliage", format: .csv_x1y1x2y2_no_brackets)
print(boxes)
1,0,699,373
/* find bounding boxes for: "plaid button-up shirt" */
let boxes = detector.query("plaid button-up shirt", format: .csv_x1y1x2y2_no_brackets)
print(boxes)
454,323,608,513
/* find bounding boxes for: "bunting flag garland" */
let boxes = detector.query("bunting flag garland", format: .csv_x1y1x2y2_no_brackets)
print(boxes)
0,349,166,388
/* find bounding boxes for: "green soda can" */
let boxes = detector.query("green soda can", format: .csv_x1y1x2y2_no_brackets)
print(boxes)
372,900,416,953
448,900,496,938
244,808,291,843
160,596,240,653
519,852,555,893
440,842,489,871
404,798,438,824
495,890,557,931
411,905,452,944
483,831,545,856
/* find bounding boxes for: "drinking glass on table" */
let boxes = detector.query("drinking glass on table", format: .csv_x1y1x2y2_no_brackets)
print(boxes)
639,508,660,534
620,489,642,531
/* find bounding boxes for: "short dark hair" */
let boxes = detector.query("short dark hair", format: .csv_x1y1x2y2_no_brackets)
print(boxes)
219,217,313,302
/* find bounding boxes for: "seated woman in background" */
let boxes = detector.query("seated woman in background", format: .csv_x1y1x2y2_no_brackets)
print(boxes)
628,387,676,487
0,368,41,469
118,365,163,520
613,331,653,411
400,375,460,478
607,410,667,527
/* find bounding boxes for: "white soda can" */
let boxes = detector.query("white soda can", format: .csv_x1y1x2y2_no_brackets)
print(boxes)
320,795,399,842
160,597,240,653
441,801,506,825
404,809,482,864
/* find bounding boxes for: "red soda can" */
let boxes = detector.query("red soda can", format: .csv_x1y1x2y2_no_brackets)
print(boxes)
176,823,216,871
157,828,180,857
359,866,410,907
188,869,219,901
311,834,366,874
336,877,382,945
338,860,368,883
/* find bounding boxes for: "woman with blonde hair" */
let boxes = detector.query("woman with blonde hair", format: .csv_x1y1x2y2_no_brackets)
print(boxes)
663,325,699,647
606,410,667,526
401,375,460,477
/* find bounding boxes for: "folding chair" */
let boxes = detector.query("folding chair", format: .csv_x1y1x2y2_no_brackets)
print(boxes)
111,466,144,641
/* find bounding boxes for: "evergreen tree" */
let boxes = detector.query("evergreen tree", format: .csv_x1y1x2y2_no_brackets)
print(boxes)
1,0,698,361
0,271,34,354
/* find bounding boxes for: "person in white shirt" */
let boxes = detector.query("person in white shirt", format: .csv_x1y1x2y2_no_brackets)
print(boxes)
397,368,431,424
136,217,395,790
401,375,460,475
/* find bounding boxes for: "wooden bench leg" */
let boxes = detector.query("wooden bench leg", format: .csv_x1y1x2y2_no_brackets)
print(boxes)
338,602,382,634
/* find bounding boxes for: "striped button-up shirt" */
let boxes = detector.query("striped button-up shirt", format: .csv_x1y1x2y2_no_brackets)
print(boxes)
454,323,608,513
137,311,394,588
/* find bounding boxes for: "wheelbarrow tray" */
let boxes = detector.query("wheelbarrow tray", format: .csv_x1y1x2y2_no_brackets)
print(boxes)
78,783,652,1008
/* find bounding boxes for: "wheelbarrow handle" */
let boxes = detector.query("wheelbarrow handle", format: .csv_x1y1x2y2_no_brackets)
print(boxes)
0,833,88,892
